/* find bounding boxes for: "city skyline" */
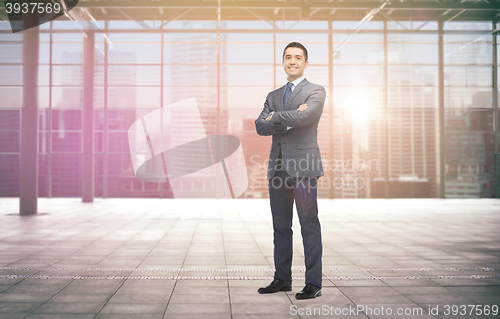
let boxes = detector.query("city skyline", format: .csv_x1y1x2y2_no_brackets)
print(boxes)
0,20,497,198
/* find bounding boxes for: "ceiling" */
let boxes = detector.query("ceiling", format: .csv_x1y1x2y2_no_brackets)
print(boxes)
72,0,500,23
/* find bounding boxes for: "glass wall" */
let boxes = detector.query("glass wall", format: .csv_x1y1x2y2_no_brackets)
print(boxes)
333,22,384,199
0,20,498,198
444,22,495,198
386,28,439,198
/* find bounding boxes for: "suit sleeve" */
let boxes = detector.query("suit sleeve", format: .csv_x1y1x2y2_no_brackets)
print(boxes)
255,95,288,136
269,86,326,128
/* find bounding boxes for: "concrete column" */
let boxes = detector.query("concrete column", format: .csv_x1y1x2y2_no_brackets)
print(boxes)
384,21,389,199
492,20,499,198
19,19,39,216
438,20,446,198
82,32,95,202
328,21,334,199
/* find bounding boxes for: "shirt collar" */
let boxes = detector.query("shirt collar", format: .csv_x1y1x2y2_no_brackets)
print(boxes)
287,76,305,89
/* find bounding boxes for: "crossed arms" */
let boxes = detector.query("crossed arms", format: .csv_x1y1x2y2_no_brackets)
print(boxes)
255,87,326,136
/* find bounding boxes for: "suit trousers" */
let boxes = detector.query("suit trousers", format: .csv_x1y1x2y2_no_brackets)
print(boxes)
268,157,323,288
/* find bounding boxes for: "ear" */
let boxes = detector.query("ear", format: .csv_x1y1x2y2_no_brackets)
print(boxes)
304,60,309,69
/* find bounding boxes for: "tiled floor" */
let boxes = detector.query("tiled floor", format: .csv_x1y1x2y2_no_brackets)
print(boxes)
0,198,499,319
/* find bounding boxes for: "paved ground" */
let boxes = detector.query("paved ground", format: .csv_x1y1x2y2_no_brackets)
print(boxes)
0,198,499,319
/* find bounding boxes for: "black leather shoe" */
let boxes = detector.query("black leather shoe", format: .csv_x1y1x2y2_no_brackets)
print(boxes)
295,284,322,299
258,279,292,294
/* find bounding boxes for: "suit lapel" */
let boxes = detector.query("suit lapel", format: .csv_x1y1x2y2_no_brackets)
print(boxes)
285,78,309,110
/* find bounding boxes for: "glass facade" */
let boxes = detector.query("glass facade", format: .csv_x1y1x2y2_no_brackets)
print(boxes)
0,20,498,198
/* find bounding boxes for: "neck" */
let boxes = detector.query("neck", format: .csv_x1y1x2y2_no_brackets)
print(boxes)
287,75,303,82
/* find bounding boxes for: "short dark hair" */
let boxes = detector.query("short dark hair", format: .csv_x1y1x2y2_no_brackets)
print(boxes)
282,42,308,62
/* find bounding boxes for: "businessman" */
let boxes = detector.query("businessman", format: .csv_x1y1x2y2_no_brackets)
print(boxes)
255,42,326,300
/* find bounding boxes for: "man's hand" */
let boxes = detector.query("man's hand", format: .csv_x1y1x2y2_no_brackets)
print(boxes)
265,111,274,121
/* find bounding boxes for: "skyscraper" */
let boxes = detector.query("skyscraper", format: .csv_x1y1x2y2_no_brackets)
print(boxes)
370,66,437,197
165,21,230,197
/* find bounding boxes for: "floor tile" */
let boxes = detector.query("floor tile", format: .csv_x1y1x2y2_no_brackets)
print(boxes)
33,302,105,314
98,303,167,314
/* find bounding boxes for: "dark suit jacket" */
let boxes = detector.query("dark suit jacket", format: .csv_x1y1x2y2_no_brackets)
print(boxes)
255,78,326,179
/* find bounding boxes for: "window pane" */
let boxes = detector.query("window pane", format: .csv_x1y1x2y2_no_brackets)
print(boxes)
52,43,83,64
0,66,22,85
444,43,492,64
389,66,438,86
52,175,81,197
335,66,384,86
334,43,384,64
109,43,161,64
164,43,218,64
51,153,81,176
52,132,81,152
334,86,384,109
108,109,150,131
0,87,22,108
0,44,22,63
388,44,438,64
224,65,273,86
53,65,82,85
444,66,492,87
108,65,161,85
51,109,82,130
0,131,19,152
223,43,273,64
164,65,218,86
39,65,50,86
109,132,130,153
388,87,438,109
52,87,82,109
445,88,492,109
0,154,19,197
445,109,494,132
225,86,273,109
445,131,495,198
108,87,160,108
108,154,135,176
163,86,217,109
39,131,49,153
0,110,20,130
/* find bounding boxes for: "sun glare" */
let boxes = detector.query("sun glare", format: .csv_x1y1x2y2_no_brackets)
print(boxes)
346,96,372,129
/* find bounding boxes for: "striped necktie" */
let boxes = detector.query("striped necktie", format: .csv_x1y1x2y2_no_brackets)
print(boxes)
283,82,293,111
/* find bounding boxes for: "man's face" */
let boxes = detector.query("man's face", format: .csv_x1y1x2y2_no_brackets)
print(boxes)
283,47,308,81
